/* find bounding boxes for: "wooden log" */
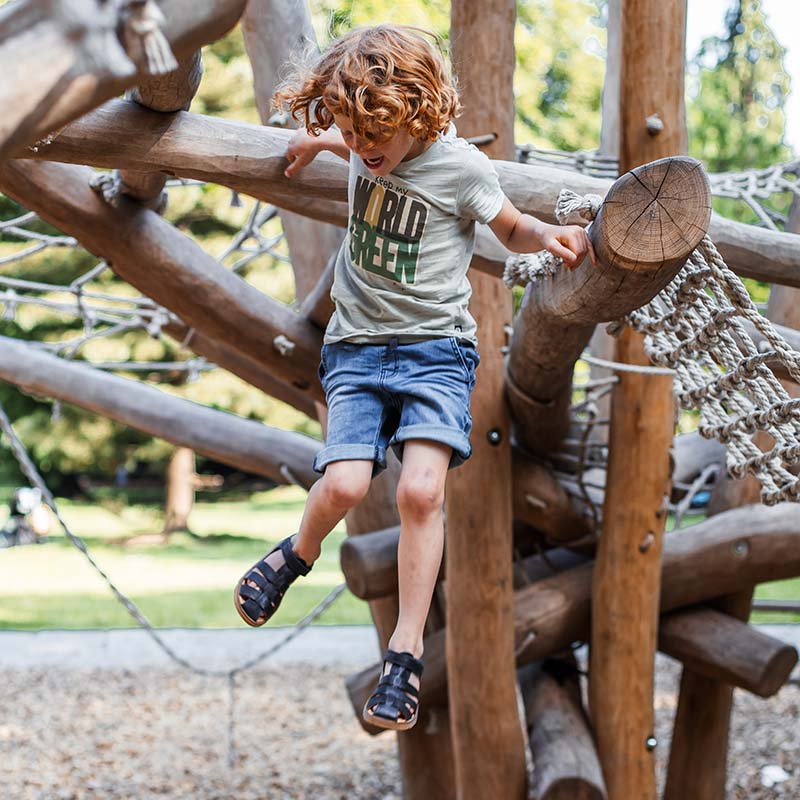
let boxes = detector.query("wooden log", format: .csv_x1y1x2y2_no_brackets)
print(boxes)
519,660,606,800
241,0,344,308
589,3,688,796
341,517,589,602
664,591,754,800
507,155,709,454
446,4,526,798
0,0,135,159
163,319,317,417
0,159,326,404
347,503,800,728
0,335,320,487
659,605,797,698
2,0,245,159
22,101,800,289
115,51,204,207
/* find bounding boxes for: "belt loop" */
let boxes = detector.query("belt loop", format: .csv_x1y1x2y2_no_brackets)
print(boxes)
389,336,399,349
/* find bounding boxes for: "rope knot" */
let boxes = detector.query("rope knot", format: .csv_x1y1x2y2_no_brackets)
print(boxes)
554,189,603,225
122,0,178,76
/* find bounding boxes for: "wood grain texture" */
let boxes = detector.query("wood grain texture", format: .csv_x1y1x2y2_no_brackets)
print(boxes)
507,155,709,454
519,660,606,800
241,0,343,311
445,3,526,798
659,605,798,698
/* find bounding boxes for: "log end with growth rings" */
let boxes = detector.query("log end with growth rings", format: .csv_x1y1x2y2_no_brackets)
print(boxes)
593,156,712,274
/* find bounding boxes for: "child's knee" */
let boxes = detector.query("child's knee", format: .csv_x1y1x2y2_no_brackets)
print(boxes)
396,473,445,519
321,462,371,509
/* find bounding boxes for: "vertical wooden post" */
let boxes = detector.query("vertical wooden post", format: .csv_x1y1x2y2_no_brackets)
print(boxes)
589,2,687,798
447,2,527,798
664,197,800,800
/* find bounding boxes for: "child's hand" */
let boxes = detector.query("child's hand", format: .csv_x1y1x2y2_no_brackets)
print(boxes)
540,223,596,271
284,129,324,178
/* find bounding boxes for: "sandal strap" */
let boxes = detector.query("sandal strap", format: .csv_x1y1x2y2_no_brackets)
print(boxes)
384,649,424,678
279,536,312,577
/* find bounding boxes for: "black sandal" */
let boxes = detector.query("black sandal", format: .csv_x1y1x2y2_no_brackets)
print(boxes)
362,649,424,731
234,535,312,627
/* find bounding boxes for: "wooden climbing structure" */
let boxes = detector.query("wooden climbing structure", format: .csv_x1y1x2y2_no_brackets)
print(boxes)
1,1,800,799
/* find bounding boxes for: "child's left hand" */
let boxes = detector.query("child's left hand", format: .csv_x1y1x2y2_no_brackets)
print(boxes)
540,223,596,271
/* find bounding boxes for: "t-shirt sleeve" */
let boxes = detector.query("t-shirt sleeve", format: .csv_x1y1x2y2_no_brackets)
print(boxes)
455,147,506,224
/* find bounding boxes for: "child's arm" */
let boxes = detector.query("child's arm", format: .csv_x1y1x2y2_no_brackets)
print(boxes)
488,197,596,270
284,128,349,177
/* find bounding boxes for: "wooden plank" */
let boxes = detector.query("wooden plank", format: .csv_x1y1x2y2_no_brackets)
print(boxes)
445,3,526,798
24,100,800,288
0,159,326,404
0,335,320,487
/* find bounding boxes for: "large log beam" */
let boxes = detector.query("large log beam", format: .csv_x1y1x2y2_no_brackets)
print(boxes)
1,0,245,160
507,155,708,454
659,605,798,698
446,3,525,798
0,159,326,404
0,336,320,487
21,101,800,288
347,503,800,720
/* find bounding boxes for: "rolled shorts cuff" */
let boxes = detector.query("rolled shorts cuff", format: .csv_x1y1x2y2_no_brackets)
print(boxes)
390,424,472,469
313,443,388,475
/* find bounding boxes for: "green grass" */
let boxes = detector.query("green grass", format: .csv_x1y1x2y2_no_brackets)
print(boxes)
1,484,798,629
0,485,372,630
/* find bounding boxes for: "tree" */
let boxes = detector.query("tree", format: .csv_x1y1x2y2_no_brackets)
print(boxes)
687,0,791,173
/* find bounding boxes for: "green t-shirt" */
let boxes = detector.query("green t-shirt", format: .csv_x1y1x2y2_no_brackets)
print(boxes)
324,125,505,346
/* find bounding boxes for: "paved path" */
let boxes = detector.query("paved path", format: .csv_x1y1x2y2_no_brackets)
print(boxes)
0,625,381,670
1,624,798,671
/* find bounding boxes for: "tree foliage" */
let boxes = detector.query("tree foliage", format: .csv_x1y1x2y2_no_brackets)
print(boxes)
687,0,791,173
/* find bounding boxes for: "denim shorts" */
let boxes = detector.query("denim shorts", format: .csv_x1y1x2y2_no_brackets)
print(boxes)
313,336,480,475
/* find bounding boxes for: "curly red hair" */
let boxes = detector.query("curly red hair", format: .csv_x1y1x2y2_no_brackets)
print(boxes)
274,25,461,145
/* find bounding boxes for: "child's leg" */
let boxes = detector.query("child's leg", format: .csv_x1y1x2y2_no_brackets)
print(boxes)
235,459,372,624
292,459,373,563
389,439,452,658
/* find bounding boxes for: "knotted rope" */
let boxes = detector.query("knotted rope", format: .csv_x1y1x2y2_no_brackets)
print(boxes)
505,190,800,505
121,0,178,76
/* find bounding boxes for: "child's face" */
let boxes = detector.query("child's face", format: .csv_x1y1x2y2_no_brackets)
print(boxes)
331,111,429,177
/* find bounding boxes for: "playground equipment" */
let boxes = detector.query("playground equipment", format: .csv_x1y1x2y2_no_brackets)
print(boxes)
1,1,800,799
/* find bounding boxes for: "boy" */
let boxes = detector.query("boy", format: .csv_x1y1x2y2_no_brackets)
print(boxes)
234,24,593,731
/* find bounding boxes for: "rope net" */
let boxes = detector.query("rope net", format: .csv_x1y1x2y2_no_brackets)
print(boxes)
505,188,800,507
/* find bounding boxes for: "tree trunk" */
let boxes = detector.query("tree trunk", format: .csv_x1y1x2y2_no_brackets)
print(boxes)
164,446,196,533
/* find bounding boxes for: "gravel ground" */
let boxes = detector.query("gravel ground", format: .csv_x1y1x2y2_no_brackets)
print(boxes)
0,647,797,798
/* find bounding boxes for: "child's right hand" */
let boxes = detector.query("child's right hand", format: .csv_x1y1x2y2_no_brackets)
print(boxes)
284,129,322,178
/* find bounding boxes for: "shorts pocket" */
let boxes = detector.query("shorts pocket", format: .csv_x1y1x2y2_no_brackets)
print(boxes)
450,338,480,383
